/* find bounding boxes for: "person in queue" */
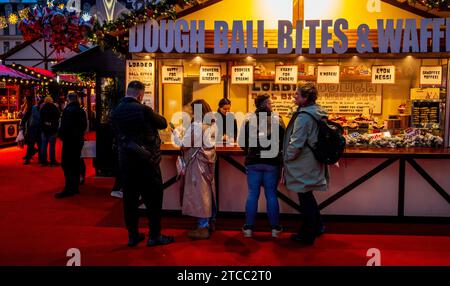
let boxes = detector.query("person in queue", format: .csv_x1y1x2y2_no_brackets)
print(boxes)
216,98,237,144
110,80,174,247
283,82,328,245
178,99,217,240
40,96,61,167
55,93,87,199
239,94,285,238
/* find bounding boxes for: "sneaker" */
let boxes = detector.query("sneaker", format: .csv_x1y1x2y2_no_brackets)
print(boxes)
271,225,283,238
187,227,210,240
40,161,49,166
128,233,145,247
147,235,174,247
242,225,253,238
111,190,123,198
23,159,30,165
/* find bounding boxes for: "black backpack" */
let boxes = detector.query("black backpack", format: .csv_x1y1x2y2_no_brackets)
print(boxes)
300,111,346,165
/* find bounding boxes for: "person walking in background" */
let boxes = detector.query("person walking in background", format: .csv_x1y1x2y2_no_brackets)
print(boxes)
55,93,87,199
40,96,60,166
216,98,237,144
110,81,174,247
239,94,285,238
283,82,328,245
22,97,44,165
177,99,217,240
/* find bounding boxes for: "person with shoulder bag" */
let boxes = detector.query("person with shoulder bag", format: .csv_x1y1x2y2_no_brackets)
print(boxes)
110,81,174,247
177,99,217,240
283,82,330,245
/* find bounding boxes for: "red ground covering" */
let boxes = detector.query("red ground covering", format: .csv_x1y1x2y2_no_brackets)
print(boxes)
1,141,450,266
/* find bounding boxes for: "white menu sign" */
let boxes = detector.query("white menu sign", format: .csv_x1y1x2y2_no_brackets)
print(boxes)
275,65,298,84
317,65,340,84
231,66,254,84
200,66,221,84
126,60,155,109
372,65,395,84
162,66,183,84
420,66,442,85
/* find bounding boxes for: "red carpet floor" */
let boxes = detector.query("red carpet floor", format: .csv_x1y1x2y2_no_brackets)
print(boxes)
1,141,450,266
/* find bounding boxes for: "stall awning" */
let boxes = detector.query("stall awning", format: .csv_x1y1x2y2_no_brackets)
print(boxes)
0,65,37,80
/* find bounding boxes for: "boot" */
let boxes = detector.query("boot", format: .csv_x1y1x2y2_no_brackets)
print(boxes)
187,227,210,240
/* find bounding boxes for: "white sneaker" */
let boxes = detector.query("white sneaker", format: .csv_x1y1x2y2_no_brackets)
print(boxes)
110,190,123,198
242,226,253,238
138,203,146,209
271,226,283,238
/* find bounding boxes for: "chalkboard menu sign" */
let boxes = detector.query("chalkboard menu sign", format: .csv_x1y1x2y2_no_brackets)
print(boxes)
411,101,440,127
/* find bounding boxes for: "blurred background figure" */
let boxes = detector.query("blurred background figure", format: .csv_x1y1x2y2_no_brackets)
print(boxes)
40,96,60,167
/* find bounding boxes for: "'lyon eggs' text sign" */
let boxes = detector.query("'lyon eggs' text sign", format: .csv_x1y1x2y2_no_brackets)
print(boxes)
372,66,395,84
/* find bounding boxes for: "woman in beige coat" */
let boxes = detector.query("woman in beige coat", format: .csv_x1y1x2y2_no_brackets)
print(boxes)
179,99,217,240
283,82,328,245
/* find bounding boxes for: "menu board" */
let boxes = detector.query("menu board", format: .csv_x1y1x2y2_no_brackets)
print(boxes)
248,82,297,117
232,66,254,84
317,66,340,84
411,101,440,127
372,65,395,84
126,60,155,109
275,65,298,84
248,81,382,116
420,66,442,85
161,66,183,84
316,82,382,114
200,66,221,84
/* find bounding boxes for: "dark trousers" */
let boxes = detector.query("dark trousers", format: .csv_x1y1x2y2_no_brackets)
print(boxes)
61,140,84,194
298,191,323,239
120,155,163,239
25,136,42,161
41,132,57,163
80,158,86,180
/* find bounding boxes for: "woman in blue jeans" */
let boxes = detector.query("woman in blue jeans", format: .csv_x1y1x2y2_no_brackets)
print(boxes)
239,94,285,238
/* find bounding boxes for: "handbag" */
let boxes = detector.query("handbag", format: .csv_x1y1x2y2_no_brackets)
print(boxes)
176,148,201,179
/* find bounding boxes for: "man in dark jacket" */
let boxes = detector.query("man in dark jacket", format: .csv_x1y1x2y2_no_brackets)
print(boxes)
55,93,87,199
40,96,61,166
110,80,174,248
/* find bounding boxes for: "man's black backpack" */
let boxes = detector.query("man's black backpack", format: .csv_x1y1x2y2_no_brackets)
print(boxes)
300,111,346,165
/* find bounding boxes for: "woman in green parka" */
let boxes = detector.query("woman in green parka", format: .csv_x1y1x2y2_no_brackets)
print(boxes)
283,82,328,245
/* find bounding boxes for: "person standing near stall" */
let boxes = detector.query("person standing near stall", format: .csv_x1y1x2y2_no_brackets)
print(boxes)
55,93,87,199
216,98,237,144
283,82,328,245
40,96,61,166
239,94,285,238
110,80,174,247
178,99,217,240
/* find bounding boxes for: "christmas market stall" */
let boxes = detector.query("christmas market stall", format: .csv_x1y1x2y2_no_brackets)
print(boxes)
44,0,450,219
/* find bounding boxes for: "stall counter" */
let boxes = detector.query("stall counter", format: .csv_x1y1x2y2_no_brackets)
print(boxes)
159,144,450,218
0,119,20,146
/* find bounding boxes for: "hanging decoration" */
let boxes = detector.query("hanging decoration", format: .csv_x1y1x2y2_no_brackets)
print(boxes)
17,0,95,52
16,0,197,55
8,13,19,25
0,17,7,29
